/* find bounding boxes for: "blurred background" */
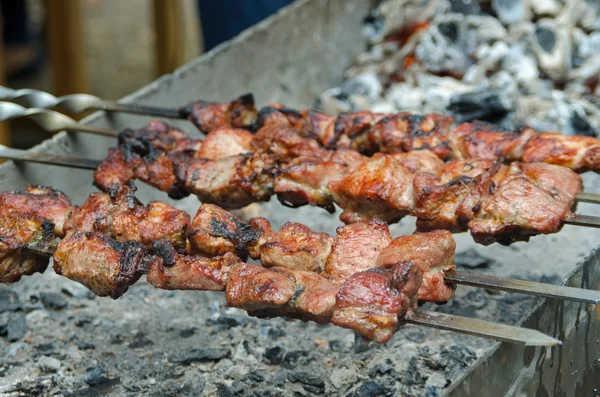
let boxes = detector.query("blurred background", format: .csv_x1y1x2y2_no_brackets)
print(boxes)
1,0,293,149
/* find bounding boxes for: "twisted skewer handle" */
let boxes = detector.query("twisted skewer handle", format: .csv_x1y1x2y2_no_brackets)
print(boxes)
0,87,183,119
0,102,117,137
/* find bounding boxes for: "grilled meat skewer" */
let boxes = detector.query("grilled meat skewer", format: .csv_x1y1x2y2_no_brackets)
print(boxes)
94,122,585,245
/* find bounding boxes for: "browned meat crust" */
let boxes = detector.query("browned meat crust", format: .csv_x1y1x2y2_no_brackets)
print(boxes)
0,214,54,283
181,93,258,133
0,185,73,237
53,231,156,299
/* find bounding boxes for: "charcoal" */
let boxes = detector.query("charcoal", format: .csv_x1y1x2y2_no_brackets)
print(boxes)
127,332,153,349
403,357,424,386
244,371,265,383
287,370,326,389
40,292,68,310
38,356,61,373
0,289,21,313
0,312,27,341
178,327,197,338
350,380,394,397
216,384,235,397
75,339,96,350
263,346,286,365
169,348,231,364
208,314,252,329
447,88,514,122
83,367,110,387
569,111,597,137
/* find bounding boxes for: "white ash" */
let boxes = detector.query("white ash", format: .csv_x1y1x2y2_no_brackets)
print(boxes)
319,0,600,136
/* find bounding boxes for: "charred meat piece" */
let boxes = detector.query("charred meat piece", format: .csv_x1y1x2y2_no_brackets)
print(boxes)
182,93,258,133
251,125,330,163
469,162,582,245
147,244,242,291
377,230,455,302
259,222,334,272
68,184,190,252
133,152,189,199
187,203,269,259
226,263,297,313
0,214,54,283
330,155,415,224
0,185,73,237
53,231,156,299
118,120,202,156
184,150,277,209
522,132,600,173
449,122,536,162
332,111,388,148
413,159,497,232
352,113,454,160
196,127,253,160
387,150,445,174
94,146,142,192
323,219,392,283
332,262,420,344
274,149,366,212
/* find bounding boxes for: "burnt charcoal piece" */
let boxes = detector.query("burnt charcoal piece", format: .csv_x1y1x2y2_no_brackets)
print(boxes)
83,367,110,387
447,88,514,123
169,348,231,364
0,312,27,341
351,380,394,397
0,289,20,313
40,292,68,310
263,346,286,365
535,26,555,54
569,111,597,137
287,370,325,394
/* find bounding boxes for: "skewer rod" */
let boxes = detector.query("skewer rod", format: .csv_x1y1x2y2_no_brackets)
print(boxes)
565,214,600,229
446,271,600,304
406,310,561,346
575,192,600,204
0,146,100,170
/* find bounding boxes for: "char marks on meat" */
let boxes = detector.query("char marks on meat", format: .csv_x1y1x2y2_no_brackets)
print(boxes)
0,214,53,283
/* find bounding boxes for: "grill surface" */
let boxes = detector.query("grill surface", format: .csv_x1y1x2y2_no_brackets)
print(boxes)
0,1,599,395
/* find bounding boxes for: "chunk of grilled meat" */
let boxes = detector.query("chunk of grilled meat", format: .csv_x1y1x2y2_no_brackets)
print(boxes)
0,214,54,283
274,149,366,212
148,241,242,291
469,162,582,245
330,155,416,224
185,150,277,209
522,132,600,173
196,127,253,160
376,230,456,302
187,203,268,259
53,231,157,299
95,144,277,208
181,93,258,133
118,119,202,156
414,160,583,245
332,261,421,343
449,122,535,162
413,159,498,232
0,185,73,237
258,222,334,272
67,184,190,252
350,113,454,160
251,125,330,163
323,220,392,283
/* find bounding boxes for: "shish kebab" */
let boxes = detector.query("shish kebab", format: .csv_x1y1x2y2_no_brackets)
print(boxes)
0,185,588,346
1,183,598,307
2,91,600,174
1,112,598,246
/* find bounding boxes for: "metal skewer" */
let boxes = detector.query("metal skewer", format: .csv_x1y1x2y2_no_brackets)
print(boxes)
0,102,118,137
21,242,562,346
0,87,185,120
445,271,600,304
405,311,560,346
